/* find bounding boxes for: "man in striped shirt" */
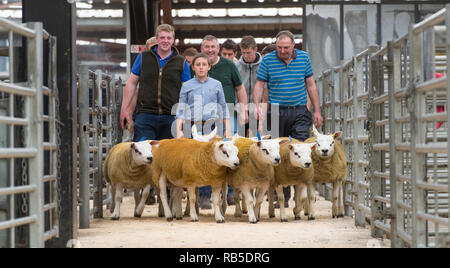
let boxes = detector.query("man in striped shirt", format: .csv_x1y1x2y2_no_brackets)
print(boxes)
252,30,323,207
253,30,322,140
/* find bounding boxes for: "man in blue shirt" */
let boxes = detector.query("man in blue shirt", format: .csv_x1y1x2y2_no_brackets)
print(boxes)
120,24,191,141
253,30,323,207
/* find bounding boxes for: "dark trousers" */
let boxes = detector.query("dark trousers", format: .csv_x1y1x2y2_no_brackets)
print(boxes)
268,104,313,201
133,113,175,142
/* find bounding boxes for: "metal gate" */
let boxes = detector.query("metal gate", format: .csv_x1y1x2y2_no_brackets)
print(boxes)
77,66,123,229
0,19,59,248
316,5,450,248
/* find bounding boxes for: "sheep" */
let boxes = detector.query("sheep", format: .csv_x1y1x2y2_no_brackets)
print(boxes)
268,137,316,222
305,125,348,218
103,140,159,220
152,136,239,223
227,137,288,224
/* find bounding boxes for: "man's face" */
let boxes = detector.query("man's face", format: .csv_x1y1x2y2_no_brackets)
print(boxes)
201,40,220,64
185,56,194,66
221,48,237,61
156,30,174,53
240,46,257,63
276,36,295,62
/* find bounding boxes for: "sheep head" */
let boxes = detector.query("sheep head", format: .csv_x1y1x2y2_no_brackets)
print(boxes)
287,142,316,169
254,139,288,166
214,134,240,169
312,125,343,158
130,140,156,165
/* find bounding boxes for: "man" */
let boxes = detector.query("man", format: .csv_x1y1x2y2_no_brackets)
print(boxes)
235,35,263,137
253,30,323,206
197,35,248,208
120,24,191,141
220,39,239,63
183,47,198,66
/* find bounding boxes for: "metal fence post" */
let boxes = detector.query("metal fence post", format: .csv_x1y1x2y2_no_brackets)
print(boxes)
94,70,103,219
445,3,450,248
78,65,90,228
408,24,427,248
26,22,44,248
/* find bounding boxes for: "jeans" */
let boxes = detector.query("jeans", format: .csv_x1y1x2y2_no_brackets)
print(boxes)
133,113,175,141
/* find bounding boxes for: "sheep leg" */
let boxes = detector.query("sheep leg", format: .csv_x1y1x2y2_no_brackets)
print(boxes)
307,183,316,220
157,192,164,217
268,185,275,218
275,186,287,222
158,173,173,221
241,185,257,224
254,184,269,221
337,181,345,218
171,187,183,220
110,184,116,214
111,183,123,220
187,186,199,222
135,184,151,218
184,189,190,217
332,181,339,218
293,184,306,220
221,181,228,216
234,188,242,217
242,193,248,214
211,184,225,223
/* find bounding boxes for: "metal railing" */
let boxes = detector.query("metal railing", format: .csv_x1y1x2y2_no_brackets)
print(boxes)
316,5,450,248
77,66,123,229
0,18,59,247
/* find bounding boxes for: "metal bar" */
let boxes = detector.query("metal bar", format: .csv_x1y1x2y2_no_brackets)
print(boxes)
0,17,36,38
446,3,450,237
0,81,36,96
0,115,29,126
416,212,448,226
415,143,448,154
413,8,446,34
0,185,37,196
420,112,447,122
374,220,391,234
373,143,389,151
0,216,37,231
0,148,38,158
416,182,448,193
26,22,45,248
415,76,447,94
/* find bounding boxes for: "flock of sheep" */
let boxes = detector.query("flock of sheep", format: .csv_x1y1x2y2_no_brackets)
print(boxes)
103,126,348,224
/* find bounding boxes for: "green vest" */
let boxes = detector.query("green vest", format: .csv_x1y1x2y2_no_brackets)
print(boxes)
136,47,185,115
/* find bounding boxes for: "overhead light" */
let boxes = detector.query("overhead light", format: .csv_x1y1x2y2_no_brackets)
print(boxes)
2,0,8,5
104,0,110,4
87,0,93,4
189,0,196,3
241,0,247,3
224,0,230,3
207,0,213,3
258,0,264,2
122,0,127,4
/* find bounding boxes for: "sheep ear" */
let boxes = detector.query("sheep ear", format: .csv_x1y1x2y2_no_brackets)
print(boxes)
279,139,289,145
288,144,294,151
219,143,224,149
191,125,200,140
262,135,272,140
310,142,317,151
230,133,239,145
333,131,343,140
257,141,262,147
150,140,160,147
131,142,135,149
312,124,320,137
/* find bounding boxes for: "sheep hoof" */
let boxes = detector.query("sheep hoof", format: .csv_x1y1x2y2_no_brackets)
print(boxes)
304,212,309,216
337,214,344,218
176,217,183,220
249,220,257,224
111,216,120,221
166,217,173,222
269,214,275,218
281,218,288,223
294,215,301,221
191,219,199,222
134,213,141,218
216,219,225,224
242,210,248,214
308,216,316,221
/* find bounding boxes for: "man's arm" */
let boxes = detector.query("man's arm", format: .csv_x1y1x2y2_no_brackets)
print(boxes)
305,76,323,128
120,73,139,131
252,79,265,120
235,84,248,125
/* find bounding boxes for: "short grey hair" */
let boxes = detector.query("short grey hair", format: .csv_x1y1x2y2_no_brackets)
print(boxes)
276,30,295,43
201,35,219,47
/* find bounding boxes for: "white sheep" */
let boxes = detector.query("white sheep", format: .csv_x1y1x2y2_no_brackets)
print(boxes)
103,140,158,220
305,125,348,218
152,136,239,223
228,137,287,224
268,138,316,222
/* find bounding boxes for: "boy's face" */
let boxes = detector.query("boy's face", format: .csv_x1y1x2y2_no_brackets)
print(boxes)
220,48,237,61
192,57,211,78
240,46,257,63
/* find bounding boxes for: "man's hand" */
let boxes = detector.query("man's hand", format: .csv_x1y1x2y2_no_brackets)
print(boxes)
313,111,323,129
120,110,134,134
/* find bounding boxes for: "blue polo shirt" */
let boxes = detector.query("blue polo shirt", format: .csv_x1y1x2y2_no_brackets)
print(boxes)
256,49,313,106
131,46,191,82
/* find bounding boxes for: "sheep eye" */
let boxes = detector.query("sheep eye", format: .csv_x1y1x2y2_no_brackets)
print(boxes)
262,149,269,155
294,152,300,158
222,150,229,158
